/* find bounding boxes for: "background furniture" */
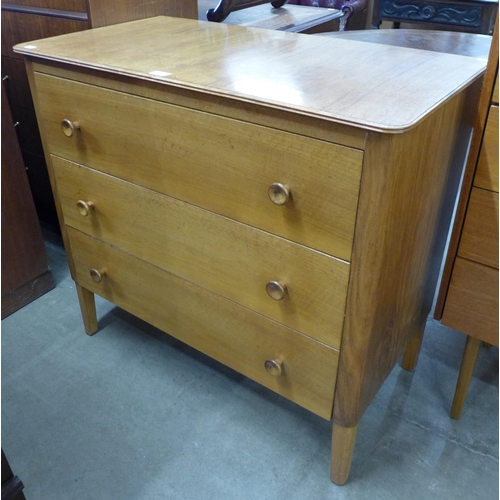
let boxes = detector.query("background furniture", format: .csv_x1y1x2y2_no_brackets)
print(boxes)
205,0,287,21
371,0,498,33
317,26,492,55
16,17,485,484
288,0,368,30
1,0,198,229
1,81,54,318
199,0,343,31
434,17,498,419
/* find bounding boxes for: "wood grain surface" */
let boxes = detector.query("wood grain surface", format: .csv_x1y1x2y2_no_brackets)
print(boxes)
34,72,362,260
86,0,197,28
474,105,499,192
442,257,499,346
2,9,88,59
53,157,350,349
434,17,498,320
458,187,499,269
333,90,472,427
69,227,340,420
2,0,87,11
14,16,486,132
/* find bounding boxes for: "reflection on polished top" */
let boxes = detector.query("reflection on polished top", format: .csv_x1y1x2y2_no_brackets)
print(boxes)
14,16,486,132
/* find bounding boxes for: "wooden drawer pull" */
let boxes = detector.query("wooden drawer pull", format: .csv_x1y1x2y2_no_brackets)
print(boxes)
266,281,287,301
76,200,94,217
61,119,80,137
265,359,283,377
268,182,291,205
90,268,107,283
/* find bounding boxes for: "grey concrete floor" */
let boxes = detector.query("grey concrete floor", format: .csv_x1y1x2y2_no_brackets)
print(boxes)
2,232,498,499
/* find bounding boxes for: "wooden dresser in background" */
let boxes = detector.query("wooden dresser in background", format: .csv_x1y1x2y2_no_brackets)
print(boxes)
435,17,498,419
15,17,486,483
1,0,198,228
2,81,54,318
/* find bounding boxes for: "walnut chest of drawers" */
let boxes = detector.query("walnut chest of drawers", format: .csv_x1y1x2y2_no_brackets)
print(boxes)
15,17,486,484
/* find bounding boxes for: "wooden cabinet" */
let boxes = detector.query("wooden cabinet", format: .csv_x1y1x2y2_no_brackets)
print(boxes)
15,17,486,483
1,82,54,318
435,18,498,419
1,0,198,227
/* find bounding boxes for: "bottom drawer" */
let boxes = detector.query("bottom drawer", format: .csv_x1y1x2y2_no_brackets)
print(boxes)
68,227,339,420
442,257,499,345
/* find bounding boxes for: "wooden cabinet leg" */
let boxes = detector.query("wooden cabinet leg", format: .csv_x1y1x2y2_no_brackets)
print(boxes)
330,422,358,485
451,335,481,419
76,284,98,335
401,324,425,372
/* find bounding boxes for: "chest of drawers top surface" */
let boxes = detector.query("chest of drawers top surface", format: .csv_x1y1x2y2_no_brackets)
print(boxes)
14,15,485,132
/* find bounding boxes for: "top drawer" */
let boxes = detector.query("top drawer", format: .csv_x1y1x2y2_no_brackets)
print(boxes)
34,72,363,260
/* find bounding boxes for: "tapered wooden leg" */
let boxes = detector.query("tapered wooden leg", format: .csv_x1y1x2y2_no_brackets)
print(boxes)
76,284,98,335
451,335,481,419
401,324,425,372
330,422,358,485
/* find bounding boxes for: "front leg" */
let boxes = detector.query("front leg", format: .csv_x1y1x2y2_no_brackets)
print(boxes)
401,323,425,372
330,422,358,485
76,283,98,335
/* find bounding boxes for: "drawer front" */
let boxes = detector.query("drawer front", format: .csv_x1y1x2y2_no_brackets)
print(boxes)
68,227,339,420
474,105,499,193
442,257,498,345
54,157,349,349
458,187,498,269
35,72,363,261
2,56,33,109
2,10,89,59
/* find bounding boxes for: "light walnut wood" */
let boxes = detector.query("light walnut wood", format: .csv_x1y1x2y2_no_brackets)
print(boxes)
20,17,486,484
474,105,499,192
75,282,97,335
334,89,472,427
434,17,498,320
330,423,358,485
31,61,366,150
52,157,350,349
14,17,486,132
401,324,425,372
442,257,499,346
458,187,499,269
34,72,363,261
493,73,499,105
450,336,482,419
69,227,340,420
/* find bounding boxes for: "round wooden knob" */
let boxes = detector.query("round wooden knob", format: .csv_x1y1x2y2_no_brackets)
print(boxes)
268,183,290,206
76,200,94,217
61,119,80,137
266,281,287,301
265,359,283,377
90,268,107,283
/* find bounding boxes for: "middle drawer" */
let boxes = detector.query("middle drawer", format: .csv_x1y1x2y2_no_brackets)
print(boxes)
53,157,349,349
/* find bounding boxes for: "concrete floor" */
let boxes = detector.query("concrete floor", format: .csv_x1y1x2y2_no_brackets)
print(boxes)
2,232,498,499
